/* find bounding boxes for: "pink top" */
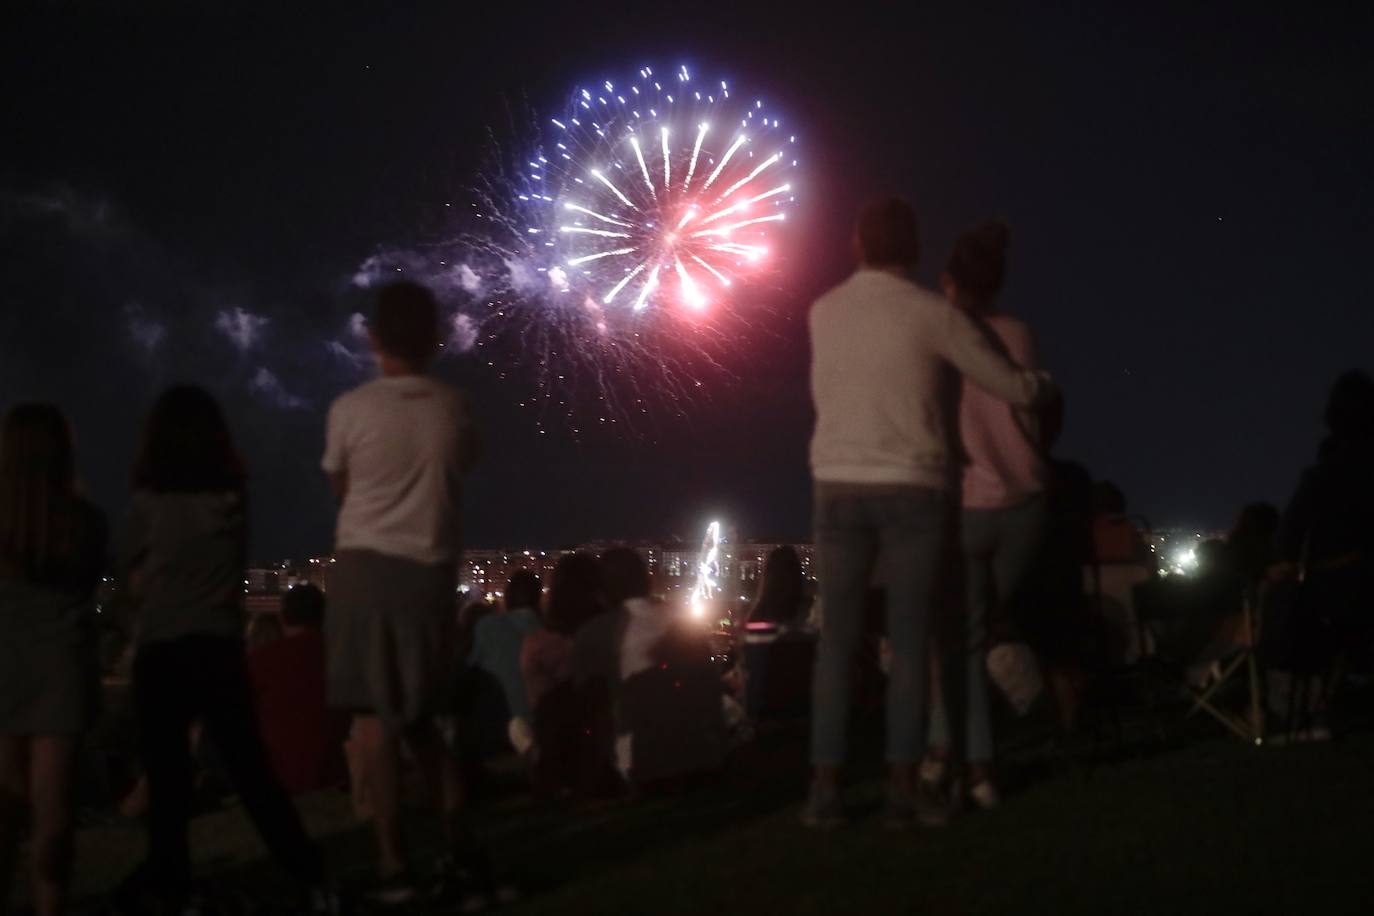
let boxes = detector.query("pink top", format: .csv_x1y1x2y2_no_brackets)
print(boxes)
960,315,1049,510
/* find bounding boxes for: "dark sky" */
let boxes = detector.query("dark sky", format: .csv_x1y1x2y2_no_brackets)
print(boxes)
3,2,1371,559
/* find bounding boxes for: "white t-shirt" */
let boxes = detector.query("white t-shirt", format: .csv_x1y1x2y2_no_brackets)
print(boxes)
619,597,671,681
809,269,1049,487
321,375,477,565
616,597,671,776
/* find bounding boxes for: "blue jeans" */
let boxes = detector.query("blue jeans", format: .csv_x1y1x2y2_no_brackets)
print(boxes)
928,494,1048,763
811,486,947,766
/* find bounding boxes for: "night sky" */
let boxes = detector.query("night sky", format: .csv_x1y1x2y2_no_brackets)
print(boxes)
3,2,1371,560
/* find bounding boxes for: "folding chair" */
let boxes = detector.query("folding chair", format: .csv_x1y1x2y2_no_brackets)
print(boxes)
1132,577,1264,745
1184,589,1264,745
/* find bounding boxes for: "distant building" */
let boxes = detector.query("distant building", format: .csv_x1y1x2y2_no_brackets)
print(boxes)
244,539,816,619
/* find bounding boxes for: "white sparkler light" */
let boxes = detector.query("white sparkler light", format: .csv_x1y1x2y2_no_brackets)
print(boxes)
689,521,723,618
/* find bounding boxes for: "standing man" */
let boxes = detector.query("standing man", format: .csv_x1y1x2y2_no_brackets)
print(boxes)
322,281,487,904
805,199,1053,828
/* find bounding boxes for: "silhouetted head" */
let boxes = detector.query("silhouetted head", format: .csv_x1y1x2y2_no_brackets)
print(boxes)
504,569,542,614
0,403,77,581
750,545,806,624
1092,480,1127,516
132,385,244,493
855,197,920,270
1196,538,1228,571
600,547,651,605
1229,501,1279,579
547,552,605,635
1231,502,1280,544
369,281,442,371
281,582,325,629
460,598,495,630
942,220,1011,312
1324,369,1374,441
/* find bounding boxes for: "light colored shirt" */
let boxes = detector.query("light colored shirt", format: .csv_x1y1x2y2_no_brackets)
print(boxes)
615,597,671,776
469,606,541,719
809,269,1048,487
322,376,477,565
619,597,670,681
960,315,1050,509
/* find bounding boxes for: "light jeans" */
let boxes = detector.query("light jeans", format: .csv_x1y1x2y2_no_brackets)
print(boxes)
811,486,947,766
928,494,1048,763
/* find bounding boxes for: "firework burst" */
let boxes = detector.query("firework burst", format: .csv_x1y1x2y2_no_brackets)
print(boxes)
354,65,799,434
542,65,798,313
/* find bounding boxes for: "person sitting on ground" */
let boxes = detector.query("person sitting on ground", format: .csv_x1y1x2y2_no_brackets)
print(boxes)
247,584,350,796
116,386,331,914
321,280,498,908
0,404,107,916
521,553,612,797
592,548,724,788
455,599,495,667
590,548,668,778
922,220,1058,817
469,570,543,756
805,197,1054,829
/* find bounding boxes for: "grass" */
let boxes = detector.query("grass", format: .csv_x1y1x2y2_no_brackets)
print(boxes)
32,706,1374,915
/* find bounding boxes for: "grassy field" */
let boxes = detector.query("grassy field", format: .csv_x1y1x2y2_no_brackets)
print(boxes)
37,707,1374,916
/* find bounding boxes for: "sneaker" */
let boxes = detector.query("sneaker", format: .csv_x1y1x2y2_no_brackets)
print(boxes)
365,870,418,908
968,780,1000,811
914,776,956,828
800,785,846,829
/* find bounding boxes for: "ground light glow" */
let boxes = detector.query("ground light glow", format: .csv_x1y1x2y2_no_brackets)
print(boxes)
689,520,723,618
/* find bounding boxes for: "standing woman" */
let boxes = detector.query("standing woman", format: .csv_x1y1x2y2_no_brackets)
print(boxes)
923,221,1056,812
0,404,106,916
116,386,329,912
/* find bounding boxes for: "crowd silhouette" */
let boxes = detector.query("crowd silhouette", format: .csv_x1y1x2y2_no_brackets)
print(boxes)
0,202,1370,913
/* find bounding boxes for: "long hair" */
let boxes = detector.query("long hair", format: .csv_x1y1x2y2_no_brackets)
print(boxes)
1324,369,1374,441
131,385,245,493
748,546,806,625
0,403,77,582
946,220,1011,310
546,552,605,636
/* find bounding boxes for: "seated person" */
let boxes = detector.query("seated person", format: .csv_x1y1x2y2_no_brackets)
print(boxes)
738,546,815,721
1090,479,1154,663
592,548,724,787
469,571,543,755
247,584,350,795
522,553,614,797
1178,504,1279,686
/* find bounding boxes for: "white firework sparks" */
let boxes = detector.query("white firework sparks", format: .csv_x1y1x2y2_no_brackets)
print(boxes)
356,65,800,435
689,520,723,619
543,65,797,314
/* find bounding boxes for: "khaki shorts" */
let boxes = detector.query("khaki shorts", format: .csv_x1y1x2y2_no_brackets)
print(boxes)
326,550,458,731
